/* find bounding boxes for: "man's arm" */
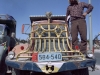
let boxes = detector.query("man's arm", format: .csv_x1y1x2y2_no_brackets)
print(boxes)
82,2,93,14
65,7,70,24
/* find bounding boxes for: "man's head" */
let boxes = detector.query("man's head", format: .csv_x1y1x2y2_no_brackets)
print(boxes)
69,0,78,5
11,32,16,38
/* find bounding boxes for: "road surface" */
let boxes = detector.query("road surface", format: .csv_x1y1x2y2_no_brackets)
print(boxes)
89,49,100,75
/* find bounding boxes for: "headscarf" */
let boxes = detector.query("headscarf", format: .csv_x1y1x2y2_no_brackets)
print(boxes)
68,0,78,5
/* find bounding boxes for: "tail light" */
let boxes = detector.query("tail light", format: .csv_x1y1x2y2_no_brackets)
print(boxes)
32,53,38,62
75,45,79,50
20,46,24,50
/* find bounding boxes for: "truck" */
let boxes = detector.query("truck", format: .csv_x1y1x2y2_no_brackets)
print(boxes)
0,14,16,75
5,12,96,75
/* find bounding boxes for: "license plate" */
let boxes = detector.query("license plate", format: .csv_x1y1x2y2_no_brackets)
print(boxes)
38,52,62,62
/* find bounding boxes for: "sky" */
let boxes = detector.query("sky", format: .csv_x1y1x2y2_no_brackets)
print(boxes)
0,0,100,40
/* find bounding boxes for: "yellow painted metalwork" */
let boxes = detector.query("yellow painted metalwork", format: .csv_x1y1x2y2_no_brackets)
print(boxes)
42,39,46,52
16,19,85,61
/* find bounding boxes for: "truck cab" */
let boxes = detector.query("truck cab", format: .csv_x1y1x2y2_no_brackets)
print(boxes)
0,14,16,45
0,14,16,75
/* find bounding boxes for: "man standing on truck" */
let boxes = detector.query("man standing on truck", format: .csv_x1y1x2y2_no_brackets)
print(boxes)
65,0,93,54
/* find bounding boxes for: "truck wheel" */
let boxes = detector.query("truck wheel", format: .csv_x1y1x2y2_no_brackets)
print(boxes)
12,68,30,75
72,68,89,75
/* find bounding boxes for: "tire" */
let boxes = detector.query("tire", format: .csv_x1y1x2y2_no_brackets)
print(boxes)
12,68,30,75
71,68,89,75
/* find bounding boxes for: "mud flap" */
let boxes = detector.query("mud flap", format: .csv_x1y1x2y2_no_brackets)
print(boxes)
12,68,30,75
71,68,89,75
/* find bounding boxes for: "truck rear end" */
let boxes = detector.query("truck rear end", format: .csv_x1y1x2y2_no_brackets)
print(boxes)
5,12,96,75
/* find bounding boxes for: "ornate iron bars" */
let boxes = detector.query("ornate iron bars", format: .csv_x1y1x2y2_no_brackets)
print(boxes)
16,23,85,61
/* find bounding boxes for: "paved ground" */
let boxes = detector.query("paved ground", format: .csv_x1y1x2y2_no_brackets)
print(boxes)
89,49,100,75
